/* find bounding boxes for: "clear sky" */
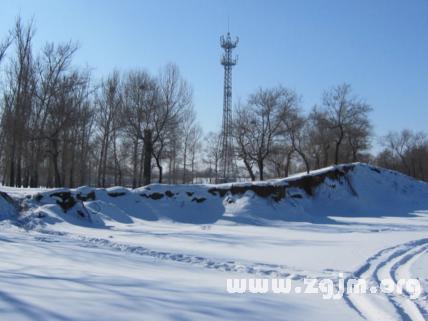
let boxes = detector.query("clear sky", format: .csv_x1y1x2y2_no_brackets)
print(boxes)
1,0,427,144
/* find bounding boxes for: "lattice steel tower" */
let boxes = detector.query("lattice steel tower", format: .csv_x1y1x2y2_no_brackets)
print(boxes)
220,32,238,181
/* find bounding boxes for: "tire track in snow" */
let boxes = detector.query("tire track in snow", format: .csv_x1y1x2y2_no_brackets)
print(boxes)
73,235,336,280
344,238,428,321
390,246,428,319
34,231,337,280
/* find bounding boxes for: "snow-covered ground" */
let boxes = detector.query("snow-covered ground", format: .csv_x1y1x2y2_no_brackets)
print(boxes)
0,163,427,321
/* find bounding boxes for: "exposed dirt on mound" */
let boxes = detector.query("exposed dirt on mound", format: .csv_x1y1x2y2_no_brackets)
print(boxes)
208,164,356,201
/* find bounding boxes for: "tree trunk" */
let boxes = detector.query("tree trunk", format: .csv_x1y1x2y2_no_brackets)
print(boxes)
132,139,138,188
243,158,255,181
298,150,310,174
154,156,163,183
16,146,22,187
143,129,153,186
334,128,344,165
182,145,187,183
51,139,62,187
112,132,121,186
30,148,40,187
258,159,264,181
97,141,105,187
53,153,61,187
284,151,293,177
322,146,330,167
9,144,15,186
102,135,109,187
168,157,173,184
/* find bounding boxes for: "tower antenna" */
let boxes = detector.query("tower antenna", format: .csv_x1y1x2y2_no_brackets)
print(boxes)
219,30,238,182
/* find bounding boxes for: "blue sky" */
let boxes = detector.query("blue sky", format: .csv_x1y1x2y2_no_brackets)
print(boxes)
1,0,427,144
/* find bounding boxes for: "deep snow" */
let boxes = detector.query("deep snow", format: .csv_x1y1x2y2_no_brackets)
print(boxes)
8,163,428,228
0,163,427,321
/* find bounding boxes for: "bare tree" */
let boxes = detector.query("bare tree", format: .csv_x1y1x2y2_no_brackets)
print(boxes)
376,130,428,181
44,70,91,187
320,84,372,165
267,144,294,178
152,64,192,183
123,70,158,187
95,71,122,187
233,106,257,180
281,108,311,174
306,107,333,168
181,107,201,183
203,132,222,183
233,87,298,180
1,18,37,186
29,41,79,187
380,130,428,179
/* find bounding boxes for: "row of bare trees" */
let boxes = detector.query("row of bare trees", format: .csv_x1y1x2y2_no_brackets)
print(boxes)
1,19,426,187
0,19,201,187
376,130,428,181
94,66,201,187
203,84,427,183
203,84,372,181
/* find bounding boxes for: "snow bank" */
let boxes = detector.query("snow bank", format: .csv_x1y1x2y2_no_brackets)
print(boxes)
0,191,18,220
5,163,428,227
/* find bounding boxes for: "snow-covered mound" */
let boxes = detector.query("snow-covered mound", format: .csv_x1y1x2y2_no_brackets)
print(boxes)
4,163,428,227
0,191,18,220
20,185,224,227
271,163,428,218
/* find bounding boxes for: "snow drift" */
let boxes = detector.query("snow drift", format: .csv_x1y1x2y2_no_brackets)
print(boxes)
4,163,428,227
0,191,18,220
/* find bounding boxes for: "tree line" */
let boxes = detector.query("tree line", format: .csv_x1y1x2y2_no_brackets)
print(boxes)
212,85,427,182
227,84,372,181
0,18,427,187
0,19,201,188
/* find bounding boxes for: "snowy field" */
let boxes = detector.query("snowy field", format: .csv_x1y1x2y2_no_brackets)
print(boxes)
0,164,427,321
